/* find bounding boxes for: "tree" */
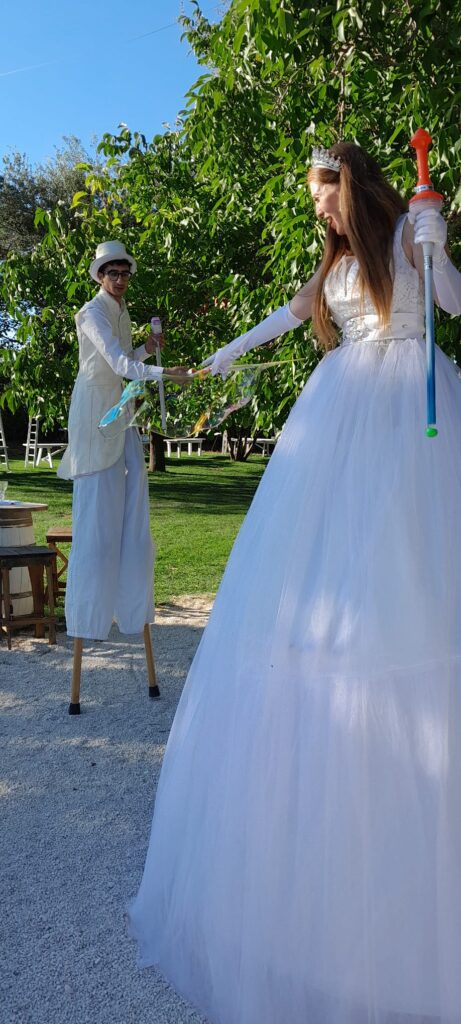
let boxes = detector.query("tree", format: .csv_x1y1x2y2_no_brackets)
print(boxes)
0,136,92,258
180,0,461,361
0,138,95,426
2,0,461,444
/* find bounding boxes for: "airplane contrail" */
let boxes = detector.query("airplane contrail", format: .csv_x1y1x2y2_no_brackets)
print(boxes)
0,22,178,79
0,58,62,78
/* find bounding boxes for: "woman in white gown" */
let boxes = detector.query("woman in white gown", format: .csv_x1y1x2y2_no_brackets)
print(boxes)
129,143,461,1024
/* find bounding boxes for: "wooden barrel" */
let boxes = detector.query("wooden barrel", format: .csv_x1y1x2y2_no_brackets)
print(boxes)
0,507,35,615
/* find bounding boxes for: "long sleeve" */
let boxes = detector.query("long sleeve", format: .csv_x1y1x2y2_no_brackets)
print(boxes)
80,306,163,381
433,260,461,316
203,303,304,377
132,343,149,362
411,207,461,315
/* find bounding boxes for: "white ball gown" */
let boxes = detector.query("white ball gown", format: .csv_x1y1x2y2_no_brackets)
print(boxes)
129,216,461,1024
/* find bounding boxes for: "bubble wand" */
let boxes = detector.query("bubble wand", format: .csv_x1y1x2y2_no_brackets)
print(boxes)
409,128,443,438
151,316,167,433
98,360,291,438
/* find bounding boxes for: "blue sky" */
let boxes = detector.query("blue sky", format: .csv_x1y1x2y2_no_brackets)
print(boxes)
1,0,225,168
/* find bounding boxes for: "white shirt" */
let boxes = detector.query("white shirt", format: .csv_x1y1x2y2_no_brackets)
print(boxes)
58,289,161,479
77,295,163,383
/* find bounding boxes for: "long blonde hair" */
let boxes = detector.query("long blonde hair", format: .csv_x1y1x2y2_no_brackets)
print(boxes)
308,143,407,349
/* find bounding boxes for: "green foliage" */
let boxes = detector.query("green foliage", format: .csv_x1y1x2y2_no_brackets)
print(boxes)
1,0,461,437
0,137,92,259
180,0,461,363
0,138,96,425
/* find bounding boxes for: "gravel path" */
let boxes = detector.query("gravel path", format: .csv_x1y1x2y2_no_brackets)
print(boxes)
1,598,213,1024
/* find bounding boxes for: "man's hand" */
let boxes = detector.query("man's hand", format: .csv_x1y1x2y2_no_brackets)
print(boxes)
163,366,194,385
145,331,165,355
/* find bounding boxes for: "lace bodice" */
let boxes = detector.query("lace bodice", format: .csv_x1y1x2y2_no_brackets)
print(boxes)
325,215,425,345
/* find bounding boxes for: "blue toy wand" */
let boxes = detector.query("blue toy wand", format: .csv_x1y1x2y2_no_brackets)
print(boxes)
409,128,444,438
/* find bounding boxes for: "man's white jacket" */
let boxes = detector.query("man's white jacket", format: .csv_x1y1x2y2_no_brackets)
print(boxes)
58,289,163,480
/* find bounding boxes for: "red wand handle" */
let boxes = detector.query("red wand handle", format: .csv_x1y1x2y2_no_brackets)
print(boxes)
409,128,443,438
409,128,443,204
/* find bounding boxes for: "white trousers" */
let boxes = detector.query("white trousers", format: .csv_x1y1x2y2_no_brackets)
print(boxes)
65,429,155,640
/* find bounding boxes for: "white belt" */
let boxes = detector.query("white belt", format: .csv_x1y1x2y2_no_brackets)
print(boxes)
341,312,424,346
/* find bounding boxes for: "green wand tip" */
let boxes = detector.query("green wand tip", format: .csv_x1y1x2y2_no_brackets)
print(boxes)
426,426,438,438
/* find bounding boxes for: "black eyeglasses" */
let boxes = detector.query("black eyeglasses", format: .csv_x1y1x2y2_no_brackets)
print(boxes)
104,269,132,281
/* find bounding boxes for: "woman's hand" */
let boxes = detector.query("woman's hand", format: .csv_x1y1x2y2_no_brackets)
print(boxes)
412,207,448,265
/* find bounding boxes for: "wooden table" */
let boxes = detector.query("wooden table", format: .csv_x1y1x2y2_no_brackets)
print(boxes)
0,545,57,648
0,502,48,617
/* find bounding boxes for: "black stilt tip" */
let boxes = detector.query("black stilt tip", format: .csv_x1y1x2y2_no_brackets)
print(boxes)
68,702,81,715
149,685,161,700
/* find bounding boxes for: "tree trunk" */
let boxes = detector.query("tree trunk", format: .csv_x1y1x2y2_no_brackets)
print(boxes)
148,431,166,472
228,427,257,461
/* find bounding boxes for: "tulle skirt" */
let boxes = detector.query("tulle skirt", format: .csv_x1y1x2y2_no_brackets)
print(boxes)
129,338,461,1024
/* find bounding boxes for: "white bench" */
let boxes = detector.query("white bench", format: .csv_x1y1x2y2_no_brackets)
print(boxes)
229,437,278,456
164,437,205,458
30,444,67,468
37,444,67,468
254,437,278,456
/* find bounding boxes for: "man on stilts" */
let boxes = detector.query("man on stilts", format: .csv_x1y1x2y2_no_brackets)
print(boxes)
58,241,187,709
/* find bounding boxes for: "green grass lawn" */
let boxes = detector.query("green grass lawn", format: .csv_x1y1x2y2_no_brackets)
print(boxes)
0,454,266,608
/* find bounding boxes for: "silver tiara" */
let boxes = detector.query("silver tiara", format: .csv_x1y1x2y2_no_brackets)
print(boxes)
311,146,341,172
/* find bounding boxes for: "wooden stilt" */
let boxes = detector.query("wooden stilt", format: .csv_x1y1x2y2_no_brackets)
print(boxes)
68,629,158,714
69,638,83,715
144,623,160,699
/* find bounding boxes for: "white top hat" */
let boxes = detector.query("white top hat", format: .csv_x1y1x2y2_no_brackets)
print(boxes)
89,240,137,282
